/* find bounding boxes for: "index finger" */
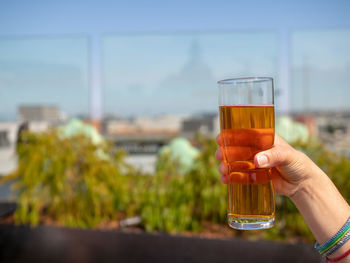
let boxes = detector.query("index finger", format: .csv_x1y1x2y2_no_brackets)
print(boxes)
216,134,222,146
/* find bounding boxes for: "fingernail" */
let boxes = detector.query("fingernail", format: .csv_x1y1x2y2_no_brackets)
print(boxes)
257,154,269,167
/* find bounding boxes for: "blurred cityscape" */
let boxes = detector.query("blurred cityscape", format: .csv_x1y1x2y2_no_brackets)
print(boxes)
2,103,350,176
1,1,350,195
0,104,220,175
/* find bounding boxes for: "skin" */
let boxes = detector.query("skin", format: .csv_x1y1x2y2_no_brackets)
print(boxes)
216,134,350,262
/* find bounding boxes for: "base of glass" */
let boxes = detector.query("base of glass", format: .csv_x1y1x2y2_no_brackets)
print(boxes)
228,216,274,230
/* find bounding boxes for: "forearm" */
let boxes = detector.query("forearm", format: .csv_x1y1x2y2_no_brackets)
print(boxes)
291,161,350,260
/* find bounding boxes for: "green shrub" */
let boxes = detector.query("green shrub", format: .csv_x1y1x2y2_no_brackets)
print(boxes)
2,130,131,228
139,135,226,233
3,129,350,244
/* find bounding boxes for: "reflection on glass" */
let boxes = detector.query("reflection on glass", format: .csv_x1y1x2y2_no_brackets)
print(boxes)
291,30,350,112
102,33,278,117
0,37,90,121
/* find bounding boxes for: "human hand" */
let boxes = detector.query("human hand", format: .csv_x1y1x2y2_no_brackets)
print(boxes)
216,134,316,198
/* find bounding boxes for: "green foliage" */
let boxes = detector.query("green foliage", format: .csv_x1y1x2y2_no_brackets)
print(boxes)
296,140,350,202
2,130,130,228
137,135,226,233
264,195,313,242
3,129,350,244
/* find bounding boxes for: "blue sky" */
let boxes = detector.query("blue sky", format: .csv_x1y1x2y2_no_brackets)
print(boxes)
1,0,350,119
1,0,350,33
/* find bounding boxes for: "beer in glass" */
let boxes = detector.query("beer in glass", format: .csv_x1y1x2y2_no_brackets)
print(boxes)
218,77,275,230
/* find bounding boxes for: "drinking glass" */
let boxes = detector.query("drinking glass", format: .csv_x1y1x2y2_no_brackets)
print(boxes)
218,77,275,230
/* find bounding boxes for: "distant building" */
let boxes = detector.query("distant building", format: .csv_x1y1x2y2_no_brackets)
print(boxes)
104,114,185,135
181,113,219,139
0,122,19,175
291,111,350,154
102,114,185,154
134,115,185,134
104,119,135,135
18,105,61,123
0,131,9,148
0,122,19,148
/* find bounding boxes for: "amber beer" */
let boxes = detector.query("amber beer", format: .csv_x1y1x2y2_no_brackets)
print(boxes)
220,105,275,226
218,77,275,230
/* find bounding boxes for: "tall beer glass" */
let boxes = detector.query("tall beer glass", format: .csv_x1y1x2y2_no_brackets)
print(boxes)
218,77,275,230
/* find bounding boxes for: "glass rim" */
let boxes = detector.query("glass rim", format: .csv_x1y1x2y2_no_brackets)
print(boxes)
217,77,273,85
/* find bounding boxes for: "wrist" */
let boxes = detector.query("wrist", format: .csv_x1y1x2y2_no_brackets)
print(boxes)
289,162,350,245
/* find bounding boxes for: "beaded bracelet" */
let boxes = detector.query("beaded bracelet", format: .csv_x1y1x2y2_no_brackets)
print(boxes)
324,231,350,257
321,225,350,255
315,217,350,256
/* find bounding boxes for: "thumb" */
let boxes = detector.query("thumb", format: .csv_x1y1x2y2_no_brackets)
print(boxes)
254,145,295,169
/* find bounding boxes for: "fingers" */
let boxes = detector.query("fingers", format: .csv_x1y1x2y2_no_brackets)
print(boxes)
216,133,298,187
219,162,227,175
215,147,223,161
216,134,227,185
220,128,274,149
254,144,295,169
216,134,222,146
219,162,228,184
220,175,227,184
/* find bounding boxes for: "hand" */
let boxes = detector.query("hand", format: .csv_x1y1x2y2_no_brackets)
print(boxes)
216,134,316,198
